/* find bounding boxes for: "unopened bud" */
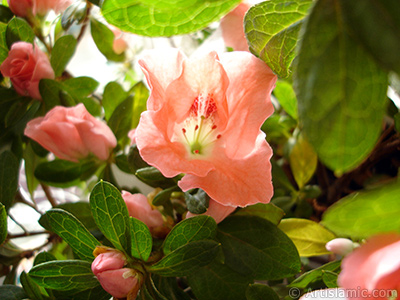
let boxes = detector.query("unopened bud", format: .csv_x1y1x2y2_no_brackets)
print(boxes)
326,238,355,256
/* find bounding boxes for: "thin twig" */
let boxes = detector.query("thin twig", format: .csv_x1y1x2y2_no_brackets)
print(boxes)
8,214,29,234
8,231,49,239
15,190,42,215
41,184,57,207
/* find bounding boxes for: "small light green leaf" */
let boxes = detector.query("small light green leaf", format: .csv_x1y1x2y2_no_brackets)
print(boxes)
39,209,99,261
29,260,99,291
0,285,27,300
163,215,217,255
6,17,35,47
246,284,280,300
130,217,152,261
149,240,220,277
0,151,19,211
19,271,44,300
51,35,77,77
131,81,149,128
244,0,313,77
293,0,388,175
235,203,285,225
218,215,301,280
0,23,9,64
274,81,298,120
0,203,7,245
90,181,131,254
62,77,99,99
278,218,336,257
322,181,400,239
103,82,128,121
322,271,339,288
101,0,241,37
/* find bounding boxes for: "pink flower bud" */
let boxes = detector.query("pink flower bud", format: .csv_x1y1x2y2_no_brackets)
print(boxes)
24,104,117,162
325,238,355,256
0,42,54,100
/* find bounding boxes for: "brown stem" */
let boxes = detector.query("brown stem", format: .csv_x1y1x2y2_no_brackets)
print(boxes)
8,231,49,239
41,184,57,207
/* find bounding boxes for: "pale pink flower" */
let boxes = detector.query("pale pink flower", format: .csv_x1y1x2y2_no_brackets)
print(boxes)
135,48,276,207
24,104,117,162
338,233,400,300
8,0,72,17
186,199,236,224
0,42,54,100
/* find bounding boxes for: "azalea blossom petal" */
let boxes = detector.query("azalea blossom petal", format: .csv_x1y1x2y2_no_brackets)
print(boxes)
178,132,273,207
186,199,236,224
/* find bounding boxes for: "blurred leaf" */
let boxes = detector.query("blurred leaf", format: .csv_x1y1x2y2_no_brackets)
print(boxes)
163,215,217,255
51,35,77,77
20,271,44,300
185,189,209,214
274,81,298,119
57,202,98,232
0,203,6,245
102,0,241,37
244,0,313,78
61,1,87,30
322,271,339,288
235,203,285,225
289,134,318,189
149,240,220,277
0,151,19,211
246,284,280,300
152,186,179,206
0,5,13,23
29,260,99,291
115,154,133,174
322,181,400,239
23,143,44,197
108,96,134,140
340,0,400,76
218,216,301,280
278,218,336,257
6,17,34,47
90,181,131,254
39,79,64,109
4,99,29,128
130,217,152,261
151,275,191,300
0,285,27,300
103,81,128,121
62,77,99,99
294,0,388,175
135,166,176,189
90,18,125,62
187,261,252,300
39,209,99,261
0,23,8,64
131,81,149,128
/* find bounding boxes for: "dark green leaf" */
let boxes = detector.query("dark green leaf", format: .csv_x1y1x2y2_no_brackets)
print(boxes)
130,217,152,261
244,0,313,77
151,275,191,300
115,154,134,174
29,260,99,291
20,271,45,300
135,166,176,189
0,285,27,300
108,96,134,140
235,203,285,225
33,251,57,266
103,81,128,121
0,151,19,211
152,186,179,206
128,145,150,172
57,202,98,232
0,203,6,245
149,240,220,277
218,215,301,280
102,0,241,37
163,215,217,255
293,0,388,175
0,23,8,64
322,181,400,239
51,35,77,77
39,209,99,261
246,284,280,300
0,5,14,23
39,79,64,109
6,17,35,47
90,181,131,254
51,285,111,300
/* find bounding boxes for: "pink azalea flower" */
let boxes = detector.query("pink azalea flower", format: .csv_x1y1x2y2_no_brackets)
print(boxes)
135,48,276,207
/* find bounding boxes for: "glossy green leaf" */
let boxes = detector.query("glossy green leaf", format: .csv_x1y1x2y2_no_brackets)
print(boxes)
130,217,152,261
185,189,209,214
0,203,6,245
244,0,313,77
57,202,98,232
33,251,57,266
135,166,176,189
322,181,400,239
29,260,99,291
51,35,77,77
187,262,252,300
152,186,179,206
293,0,388,175
39,209,99,261
163,215,217,255
6,17,35,47
0,151,19,211
278,218,336,257
90,181,131,254
101,0,241,37
0,23,8,64
149,240,220,277
20,271,44,300
235,203,285,225
0,285,27,300
218,215,301,280
103,81,128,121
246,284,280,300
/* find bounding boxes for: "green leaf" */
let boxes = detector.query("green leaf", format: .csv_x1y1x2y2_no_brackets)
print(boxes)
108,96,134,140
130,217,152,261
149,240,220,277
135,166,176,189
151,275,191,300
235,203,285,225
339,0,400,76
273,81,298,119
217,215,301,280
293,0,388,175
51,35,77,77
90,181,131,254
101,0,241,37
90,18,125,62
322,271,339,288
185,189,209,214
278,218,336,257
62,77,99,99
103,81,128,121
246,284,280,300
244,0,313,78
39,209,99,261
39,79,64,109
152,186,179,206
57,202,98,232
0,23,8,64
187,262,252,300
131,81,149,128
0,5,14,23
20,271,44,300
29,260,99,291
163,215,217,255
51,285,111,300
0,151,19,211
6,17,35,47
33,251,57,266
322,181,400,239
0,203,6,245
0,285,27,300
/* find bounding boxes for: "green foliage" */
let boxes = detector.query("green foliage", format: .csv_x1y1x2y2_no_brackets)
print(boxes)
51,35,77,77
130,217,152,261
102,81,128,121
244,0,313,77
102,0,241,36
273,81,298,120
0,285,27,300
185,189,209,214
19,271,45,300
0,23,8,64
0,5,13,23
5,17,34,47
246,284,280,300
135,166,176,188
294,0,388,175
0,151,19,211
322,181,400,239
0,203,6,245
235,203,285,225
